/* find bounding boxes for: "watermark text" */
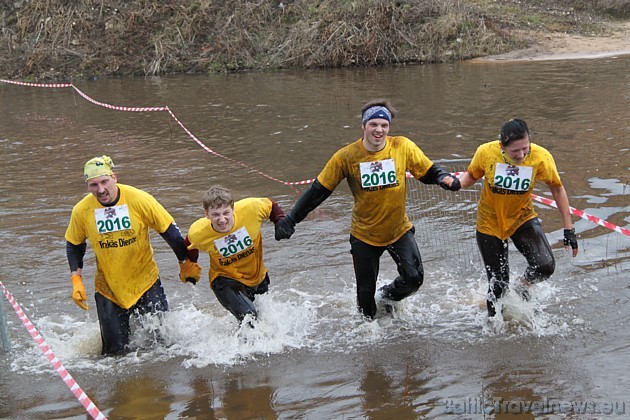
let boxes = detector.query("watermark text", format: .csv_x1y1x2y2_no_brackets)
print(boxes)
444,397,625,416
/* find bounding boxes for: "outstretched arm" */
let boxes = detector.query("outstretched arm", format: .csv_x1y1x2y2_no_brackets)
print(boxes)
458,171,479,189
275,179,333,240
160,223,203,284
549,183,578,257
160,223,189,262
418,164,461,191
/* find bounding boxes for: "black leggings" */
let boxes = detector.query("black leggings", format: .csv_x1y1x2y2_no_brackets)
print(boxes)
350,227,424,319
95,278,168,356
476,218,555,302
211,274,270,323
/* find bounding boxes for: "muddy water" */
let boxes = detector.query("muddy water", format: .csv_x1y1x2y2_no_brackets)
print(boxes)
1,55,629,419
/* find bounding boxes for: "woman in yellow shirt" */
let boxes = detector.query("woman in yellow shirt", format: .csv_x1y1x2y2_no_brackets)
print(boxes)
458,119,578,317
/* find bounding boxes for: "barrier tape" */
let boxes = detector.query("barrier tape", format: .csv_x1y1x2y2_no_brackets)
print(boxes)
1,79,627,236
0,281,107,420
530,193,630,237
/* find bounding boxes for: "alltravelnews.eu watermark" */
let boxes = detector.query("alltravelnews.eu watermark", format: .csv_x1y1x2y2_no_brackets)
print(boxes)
443,397,626,416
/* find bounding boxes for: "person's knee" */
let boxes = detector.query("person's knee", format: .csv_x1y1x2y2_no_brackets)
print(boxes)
100,321,130,356
214,282,258,322
401,265,423,290
527,258,555,284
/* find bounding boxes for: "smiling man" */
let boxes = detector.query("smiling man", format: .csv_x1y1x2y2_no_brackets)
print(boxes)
275,98,461,319
65,155,201,355
183,185,288,324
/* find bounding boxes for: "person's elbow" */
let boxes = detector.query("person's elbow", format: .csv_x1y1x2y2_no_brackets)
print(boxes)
458,171,478,188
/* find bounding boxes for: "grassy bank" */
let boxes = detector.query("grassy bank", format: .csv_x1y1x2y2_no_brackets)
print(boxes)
0,0,627,80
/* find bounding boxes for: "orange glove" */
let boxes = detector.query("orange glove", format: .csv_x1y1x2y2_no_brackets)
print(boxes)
179,260,202,284
71,274,89,310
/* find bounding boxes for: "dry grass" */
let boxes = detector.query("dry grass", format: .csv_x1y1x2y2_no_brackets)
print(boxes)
0,0,625,80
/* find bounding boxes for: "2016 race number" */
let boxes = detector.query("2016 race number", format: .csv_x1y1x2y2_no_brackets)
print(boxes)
493,163,533,192
493,175,531,191
361,170,397,188
359,159,397,188
94,205,132,234
214,227,254,258
220,235,253,257
97,216,131,233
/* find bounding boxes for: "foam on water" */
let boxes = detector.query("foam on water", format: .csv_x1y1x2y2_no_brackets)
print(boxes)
5,262,590,375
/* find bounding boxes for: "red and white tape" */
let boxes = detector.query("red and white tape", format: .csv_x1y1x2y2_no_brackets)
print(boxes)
531,193,630,236
0,281,107,420
1,79,627,236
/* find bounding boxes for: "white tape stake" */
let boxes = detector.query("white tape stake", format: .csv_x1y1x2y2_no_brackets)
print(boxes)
0,281,107,420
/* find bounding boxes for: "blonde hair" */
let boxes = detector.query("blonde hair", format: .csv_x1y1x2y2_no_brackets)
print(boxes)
202,186,234,210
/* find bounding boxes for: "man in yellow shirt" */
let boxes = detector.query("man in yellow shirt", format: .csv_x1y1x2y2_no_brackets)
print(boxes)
65,156,201,355
458,119,578,317
184,186,288,324
275,99,460,319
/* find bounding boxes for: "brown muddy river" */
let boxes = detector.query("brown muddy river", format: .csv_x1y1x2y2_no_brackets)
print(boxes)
1,55,629,419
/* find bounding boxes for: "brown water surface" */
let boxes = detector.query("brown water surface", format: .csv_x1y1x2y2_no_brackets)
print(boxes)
1,57,629,419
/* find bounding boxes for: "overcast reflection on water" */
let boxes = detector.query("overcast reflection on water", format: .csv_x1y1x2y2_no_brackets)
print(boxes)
0,55,629,419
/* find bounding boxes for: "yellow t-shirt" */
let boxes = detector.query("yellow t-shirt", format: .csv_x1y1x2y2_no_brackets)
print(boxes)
467,140,563,240
64,183,174,309
187,197,272,287
317,136,434,246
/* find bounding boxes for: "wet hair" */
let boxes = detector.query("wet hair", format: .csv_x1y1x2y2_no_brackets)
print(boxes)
361,98,397,120
499,118,530,145
202,185,234,211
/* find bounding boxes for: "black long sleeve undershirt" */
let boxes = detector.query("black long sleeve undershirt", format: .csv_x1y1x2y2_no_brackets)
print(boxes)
159,223,190,262
289,179,333,223
66,241,86,272
418,164,450,185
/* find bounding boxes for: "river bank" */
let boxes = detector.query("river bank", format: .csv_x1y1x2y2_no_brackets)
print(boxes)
0,0,629,80
480,20,630,61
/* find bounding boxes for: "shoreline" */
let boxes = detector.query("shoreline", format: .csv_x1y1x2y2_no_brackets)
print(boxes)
474,21,630,62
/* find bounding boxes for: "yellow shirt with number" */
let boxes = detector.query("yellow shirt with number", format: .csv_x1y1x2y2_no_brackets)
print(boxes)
65,184,175,309
317,136,434,246
187,198,271,287
467,140,563,240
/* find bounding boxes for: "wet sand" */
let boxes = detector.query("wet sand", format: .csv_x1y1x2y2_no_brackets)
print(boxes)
476,21,630,61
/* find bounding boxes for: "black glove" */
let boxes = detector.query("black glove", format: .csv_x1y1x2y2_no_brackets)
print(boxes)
438,175,461,191
563,228,578,250
275,215,296,240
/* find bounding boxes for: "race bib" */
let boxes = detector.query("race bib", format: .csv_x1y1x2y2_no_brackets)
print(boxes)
360,159,397,188
215,227,253,258
95,205,131,234
493,163,533,192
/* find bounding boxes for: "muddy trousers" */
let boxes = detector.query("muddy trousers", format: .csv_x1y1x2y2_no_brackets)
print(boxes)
211,274,270,323
95,278,168,356
350,227,424,319
476,218,555,316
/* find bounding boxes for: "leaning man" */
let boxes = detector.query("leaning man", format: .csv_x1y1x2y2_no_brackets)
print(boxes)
64,155,200,355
